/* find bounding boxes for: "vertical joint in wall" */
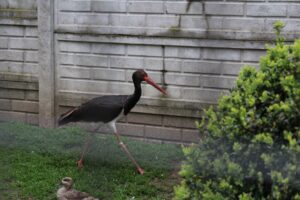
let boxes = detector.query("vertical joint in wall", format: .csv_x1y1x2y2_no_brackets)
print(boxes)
162,45,167,90
186,0,192,13
202,0,209,38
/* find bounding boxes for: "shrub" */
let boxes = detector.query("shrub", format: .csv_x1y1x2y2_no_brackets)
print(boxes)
174,22,300,200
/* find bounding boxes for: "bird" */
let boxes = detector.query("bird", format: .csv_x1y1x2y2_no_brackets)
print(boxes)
58,69,167,174
57,177,99,200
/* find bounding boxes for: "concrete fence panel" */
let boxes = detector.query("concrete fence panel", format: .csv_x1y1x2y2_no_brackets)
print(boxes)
0,0,300,143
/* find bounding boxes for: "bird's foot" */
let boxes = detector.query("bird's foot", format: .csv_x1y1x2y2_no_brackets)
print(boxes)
137,167,144,175
77,159,84,169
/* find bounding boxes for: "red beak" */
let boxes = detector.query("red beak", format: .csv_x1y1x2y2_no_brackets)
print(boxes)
144,76,167,95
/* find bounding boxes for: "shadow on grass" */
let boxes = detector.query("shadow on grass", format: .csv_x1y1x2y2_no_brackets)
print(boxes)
0,122,184,200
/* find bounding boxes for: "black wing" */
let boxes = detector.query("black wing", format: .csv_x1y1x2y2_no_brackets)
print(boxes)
58,95,128,125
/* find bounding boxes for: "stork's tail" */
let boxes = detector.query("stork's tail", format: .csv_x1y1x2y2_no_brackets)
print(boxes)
58,107,77,126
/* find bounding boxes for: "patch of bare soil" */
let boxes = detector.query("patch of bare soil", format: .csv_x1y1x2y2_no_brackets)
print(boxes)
150,162,182,200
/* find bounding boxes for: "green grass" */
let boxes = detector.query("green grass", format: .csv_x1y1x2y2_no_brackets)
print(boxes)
0,122,184,200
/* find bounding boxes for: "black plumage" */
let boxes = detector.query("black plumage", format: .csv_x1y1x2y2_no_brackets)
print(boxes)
59,95,127,125
58,69,148,126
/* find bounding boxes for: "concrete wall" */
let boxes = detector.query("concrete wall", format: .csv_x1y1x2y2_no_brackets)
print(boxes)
1,0,300,143
0,0,39,125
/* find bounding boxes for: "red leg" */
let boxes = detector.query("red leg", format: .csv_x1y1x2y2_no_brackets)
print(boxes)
114,132,144,175
77,131,96,169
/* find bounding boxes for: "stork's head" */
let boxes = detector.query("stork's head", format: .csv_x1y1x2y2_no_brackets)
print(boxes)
133,69,167,95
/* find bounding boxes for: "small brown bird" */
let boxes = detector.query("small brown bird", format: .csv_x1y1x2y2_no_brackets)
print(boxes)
57,177,99,200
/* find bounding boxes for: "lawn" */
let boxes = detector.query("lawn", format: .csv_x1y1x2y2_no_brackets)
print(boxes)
0,122,184,200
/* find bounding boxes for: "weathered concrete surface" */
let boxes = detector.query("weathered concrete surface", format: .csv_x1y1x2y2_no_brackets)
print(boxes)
1,0,300,143
53,0,300,143
0,72,39,125
0,0,39,126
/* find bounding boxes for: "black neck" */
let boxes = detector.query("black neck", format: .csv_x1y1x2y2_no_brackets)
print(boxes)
123,80,142,115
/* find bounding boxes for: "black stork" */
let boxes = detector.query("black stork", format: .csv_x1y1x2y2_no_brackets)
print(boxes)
58,69,167,174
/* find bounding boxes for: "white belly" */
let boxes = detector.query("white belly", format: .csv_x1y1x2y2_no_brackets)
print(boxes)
107,110,124,133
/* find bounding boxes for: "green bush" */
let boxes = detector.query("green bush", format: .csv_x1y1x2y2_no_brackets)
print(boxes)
174,22,300,200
